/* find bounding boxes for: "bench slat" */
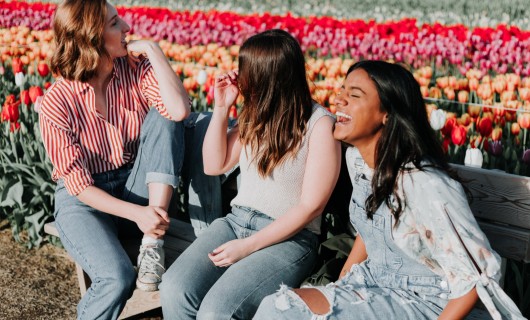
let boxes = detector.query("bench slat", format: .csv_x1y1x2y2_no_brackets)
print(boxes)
454,164,530,229
478,221,530,263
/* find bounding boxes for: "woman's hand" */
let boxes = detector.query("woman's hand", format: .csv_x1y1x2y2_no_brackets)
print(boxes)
125,40,156,69
214,70,239,110
208,238,254,267
132,205,170,239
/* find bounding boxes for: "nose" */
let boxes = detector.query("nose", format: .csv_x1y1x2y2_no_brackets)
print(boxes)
122,20,131,33
334,91,346,106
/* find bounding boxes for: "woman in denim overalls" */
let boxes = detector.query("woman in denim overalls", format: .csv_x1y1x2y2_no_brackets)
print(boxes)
254,61,524,319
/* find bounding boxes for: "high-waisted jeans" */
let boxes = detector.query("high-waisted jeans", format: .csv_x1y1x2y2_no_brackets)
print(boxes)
160,205,319,320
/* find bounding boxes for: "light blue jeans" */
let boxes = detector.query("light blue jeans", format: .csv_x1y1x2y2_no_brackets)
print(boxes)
160,206,319,320
53,109,185,320
253,150,450,320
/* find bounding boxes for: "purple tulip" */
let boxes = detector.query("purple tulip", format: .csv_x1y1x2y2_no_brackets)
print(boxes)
488,141,503,156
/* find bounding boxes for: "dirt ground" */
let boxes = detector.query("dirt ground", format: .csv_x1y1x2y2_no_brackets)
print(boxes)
0,219,162,320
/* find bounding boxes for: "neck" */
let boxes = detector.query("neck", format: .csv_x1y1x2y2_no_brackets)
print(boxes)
88,57,113,89
355,134,381,169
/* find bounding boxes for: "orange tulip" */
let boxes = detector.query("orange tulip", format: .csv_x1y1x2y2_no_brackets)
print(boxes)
491,127,503,141
517,112,530,129
458,90,469,103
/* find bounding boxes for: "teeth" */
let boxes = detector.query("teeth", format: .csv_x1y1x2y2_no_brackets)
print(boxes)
335,111,352,120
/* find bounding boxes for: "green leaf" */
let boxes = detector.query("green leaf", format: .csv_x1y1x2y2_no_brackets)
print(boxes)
0,179,23,207
321,233,354,257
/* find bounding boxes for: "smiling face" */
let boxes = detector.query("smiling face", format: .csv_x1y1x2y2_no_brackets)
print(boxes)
102,2,130,59
333,68,388,149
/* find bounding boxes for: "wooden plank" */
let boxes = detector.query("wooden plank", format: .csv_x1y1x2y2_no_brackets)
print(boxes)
453,164,530,229
44,222,59,237
478,221,530,263
118,290,160,320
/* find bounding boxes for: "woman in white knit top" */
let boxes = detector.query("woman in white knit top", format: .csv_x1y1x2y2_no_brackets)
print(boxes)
160,29,341,320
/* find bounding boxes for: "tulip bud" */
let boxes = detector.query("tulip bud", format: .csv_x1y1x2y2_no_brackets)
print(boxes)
458,90,469,103
517,112,530,129
429,109,446,130
491,127,502,141
20,89,30,105
511,122,521,136
0,65,4,75
464,148,483,168
477,117,493,137
14,72,25,87
29,86,44,103
451,125,467,146
488,140,503,156
196,69,207,86
37,61,50,77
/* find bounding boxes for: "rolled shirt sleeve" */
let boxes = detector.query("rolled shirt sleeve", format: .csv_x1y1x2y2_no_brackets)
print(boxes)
138,57,173,120
38,89,94,196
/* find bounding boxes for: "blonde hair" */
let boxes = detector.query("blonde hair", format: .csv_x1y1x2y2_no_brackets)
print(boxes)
238,29,313,177
50,0,108,82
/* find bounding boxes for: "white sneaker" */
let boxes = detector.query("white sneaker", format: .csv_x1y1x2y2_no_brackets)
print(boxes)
136,243,165,291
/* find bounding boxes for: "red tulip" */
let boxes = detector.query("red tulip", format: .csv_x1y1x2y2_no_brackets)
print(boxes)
29,86,44,103
20,89,30,105
511,122,521,136
451,125,467,146
37,61,50,77
11,57,24,74
477,117,493,137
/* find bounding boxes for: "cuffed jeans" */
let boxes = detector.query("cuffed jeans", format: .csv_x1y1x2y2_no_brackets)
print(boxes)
54,109,183,320
160,206,319,320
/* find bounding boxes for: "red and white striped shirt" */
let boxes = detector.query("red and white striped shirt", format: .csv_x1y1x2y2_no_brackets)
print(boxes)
39,56,172,196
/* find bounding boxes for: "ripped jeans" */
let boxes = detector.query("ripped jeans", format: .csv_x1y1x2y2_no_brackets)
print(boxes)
253,148,451,320
253,262,449,320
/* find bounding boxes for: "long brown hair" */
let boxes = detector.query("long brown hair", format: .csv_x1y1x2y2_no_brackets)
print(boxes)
50,0,109,82
237,29,313,177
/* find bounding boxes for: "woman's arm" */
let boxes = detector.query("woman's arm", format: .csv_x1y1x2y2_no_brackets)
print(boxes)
208,116,341,266
338,234,368,279
77,186,169,238
439,288,479,320
202,70,242,175
127,40,190,121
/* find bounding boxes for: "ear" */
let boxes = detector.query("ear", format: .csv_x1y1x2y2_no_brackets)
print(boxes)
382,113,389,126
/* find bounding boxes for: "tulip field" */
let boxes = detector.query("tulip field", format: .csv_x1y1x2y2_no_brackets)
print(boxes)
0,1,529,243
0,0,529,314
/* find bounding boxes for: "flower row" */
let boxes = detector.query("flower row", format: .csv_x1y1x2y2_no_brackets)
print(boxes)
1,1,530,77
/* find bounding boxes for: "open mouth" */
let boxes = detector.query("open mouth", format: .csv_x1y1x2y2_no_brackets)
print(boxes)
335,111,352,123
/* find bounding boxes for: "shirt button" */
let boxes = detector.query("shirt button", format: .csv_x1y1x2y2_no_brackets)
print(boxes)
439,293,448,299
439,280,448,289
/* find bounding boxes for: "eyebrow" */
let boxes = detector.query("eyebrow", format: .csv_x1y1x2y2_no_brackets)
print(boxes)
346,86,366,94
108,14,118,23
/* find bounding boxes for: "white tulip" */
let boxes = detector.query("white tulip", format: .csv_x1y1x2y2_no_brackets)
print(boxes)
429,109,446,131
14,72,25,87
197,70,208,86
464,148,483,168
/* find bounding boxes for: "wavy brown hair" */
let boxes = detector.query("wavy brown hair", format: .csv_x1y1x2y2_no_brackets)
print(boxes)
50,0,108,82
237,29,313,177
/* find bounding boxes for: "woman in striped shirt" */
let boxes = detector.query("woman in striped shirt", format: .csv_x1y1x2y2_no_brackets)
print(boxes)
38,1,190,318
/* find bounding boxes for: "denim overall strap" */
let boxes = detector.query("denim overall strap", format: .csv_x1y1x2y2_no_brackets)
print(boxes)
347,148,450,298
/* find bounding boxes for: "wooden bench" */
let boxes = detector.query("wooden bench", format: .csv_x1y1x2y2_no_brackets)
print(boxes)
453,164,530,319
44,163,529,319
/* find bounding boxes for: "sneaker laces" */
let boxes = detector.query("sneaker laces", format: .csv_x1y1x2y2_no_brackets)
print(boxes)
138,246,165,279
